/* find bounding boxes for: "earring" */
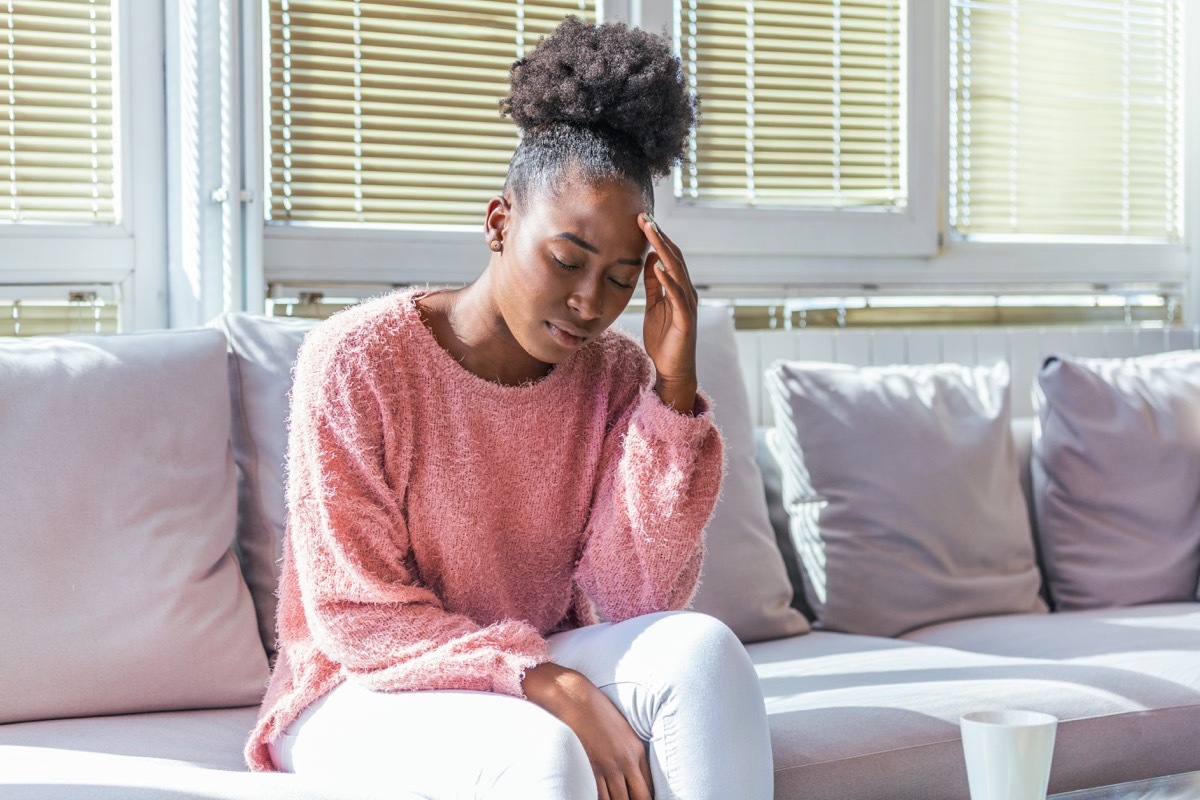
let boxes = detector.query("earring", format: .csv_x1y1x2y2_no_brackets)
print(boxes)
489,239,502,252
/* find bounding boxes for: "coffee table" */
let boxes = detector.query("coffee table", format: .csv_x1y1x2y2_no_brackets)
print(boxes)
1048,771,1200,799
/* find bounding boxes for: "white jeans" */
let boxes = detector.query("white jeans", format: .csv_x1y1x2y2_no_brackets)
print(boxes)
268,611,773,799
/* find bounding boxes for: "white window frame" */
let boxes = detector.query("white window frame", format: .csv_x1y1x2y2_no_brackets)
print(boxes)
247,0,1199,322
251,0,641,293
0,1,166,331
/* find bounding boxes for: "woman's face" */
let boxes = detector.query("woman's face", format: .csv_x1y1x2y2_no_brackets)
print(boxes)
487,176,651,365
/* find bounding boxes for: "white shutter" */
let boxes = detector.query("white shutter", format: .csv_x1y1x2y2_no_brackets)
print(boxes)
1,0,116,223
676,0,905,209
949,0,1183,238
266,0,598,227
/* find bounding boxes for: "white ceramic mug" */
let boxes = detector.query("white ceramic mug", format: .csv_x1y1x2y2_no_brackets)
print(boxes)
960,710,1058,800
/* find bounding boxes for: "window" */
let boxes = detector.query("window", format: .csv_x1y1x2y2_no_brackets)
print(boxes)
2,0,115,223
1,0,166,332
638,0,937,262
266,0,598,227
677,0,905,211
949,0,1183,239
253,1,1192,321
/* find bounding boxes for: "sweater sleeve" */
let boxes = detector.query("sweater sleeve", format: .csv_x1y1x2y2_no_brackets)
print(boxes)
284,331,549,698
573,346,727,623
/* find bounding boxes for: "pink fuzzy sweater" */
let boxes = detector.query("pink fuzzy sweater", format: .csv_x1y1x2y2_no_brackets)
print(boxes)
244,287,726,771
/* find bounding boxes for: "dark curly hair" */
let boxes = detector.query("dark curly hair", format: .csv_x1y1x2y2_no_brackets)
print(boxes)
499,16,698,209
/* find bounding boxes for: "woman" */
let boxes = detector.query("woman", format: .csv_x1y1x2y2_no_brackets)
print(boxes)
244,16,773,800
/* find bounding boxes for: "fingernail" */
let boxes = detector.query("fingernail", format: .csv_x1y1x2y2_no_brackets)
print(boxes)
644,212,660,234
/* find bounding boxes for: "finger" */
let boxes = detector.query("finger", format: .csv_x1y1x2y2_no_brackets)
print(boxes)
640,214,688,277
637,753,655,800
650,255,688,312
642,252,669,316
640,215,696,305
605,773,630,800
640,214,684,270
597,776,612,800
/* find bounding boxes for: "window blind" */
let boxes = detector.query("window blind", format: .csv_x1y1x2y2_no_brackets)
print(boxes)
1,0,115,223
676,0,905,209
267,0,597,227
0,292,118,336
949,0,1183,238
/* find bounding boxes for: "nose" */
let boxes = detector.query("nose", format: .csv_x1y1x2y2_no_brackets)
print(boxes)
568,276,604,321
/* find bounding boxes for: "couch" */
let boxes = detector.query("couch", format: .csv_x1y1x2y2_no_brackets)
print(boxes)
2,298,1198,800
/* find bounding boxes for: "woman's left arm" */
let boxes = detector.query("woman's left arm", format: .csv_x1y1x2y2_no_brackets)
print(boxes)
573,213,727,622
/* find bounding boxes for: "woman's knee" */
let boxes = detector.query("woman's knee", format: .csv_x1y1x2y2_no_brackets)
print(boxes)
492,712,594,799
643,611,749,676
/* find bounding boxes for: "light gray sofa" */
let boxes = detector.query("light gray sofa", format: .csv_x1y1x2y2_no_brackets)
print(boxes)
2,304,1198,800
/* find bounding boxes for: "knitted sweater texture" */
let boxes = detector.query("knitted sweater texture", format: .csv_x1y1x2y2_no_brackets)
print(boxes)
244,287,726,771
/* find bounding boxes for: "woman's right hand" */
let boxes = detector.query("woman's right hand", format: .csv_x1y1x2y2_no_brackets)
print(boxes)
521,662,654,800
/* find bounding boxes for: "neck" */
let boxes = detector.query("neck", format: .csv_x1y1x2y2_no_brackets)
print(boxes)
428,271,555,386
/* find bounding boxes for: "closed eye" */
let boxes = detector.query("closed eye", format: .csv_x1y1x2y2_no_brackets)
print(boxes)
551,254,582,272
554,253,638,291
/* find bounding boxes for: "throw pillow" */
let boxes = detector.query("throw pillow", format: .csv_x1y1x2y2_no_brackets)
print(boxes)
1032,351,1200,610
0,329,269,724
764,359,1046,638
209,312,317,658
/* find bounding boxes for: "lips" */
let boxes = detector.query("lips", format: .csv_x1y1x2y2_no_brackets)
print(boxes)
546,321,587,348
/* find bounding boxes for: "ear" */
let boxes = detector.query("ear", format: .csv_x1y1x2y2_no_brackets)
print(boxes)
484,195,512,240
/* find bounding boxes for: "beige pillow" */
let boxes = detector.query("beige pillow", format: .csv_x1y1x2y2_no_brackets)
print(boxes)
1032,351,1200,610
0,329,269,724
764,359,1046,638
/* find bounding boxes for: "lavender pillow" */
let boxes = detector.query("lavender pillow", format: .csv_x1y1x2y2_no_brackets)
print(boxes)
764,360,1046,637
0,329,269,723
1032,351,1200,610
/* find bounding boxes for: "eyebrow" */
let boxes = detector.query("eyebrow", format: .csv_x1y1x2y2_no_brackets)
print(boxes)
554,232,643,268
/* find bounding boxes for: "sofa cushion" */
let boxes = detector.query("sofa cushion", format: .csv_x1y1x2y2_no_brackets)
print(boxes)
210,313,317,657
751,616,1200,800
1032,351,1200,610
0,707,415,799
763,359,1046,637
614,307,809,642
902,602,1200,674
0,329,269,724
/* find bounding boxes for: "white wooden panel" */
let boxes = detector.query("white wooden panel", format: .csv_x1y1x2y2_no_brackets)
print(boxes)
871,330,907,366
794,329,837,364
758,331,799,428
740,324,1200,427
1072,327,1109,358
1165,326,1200,351
1006,329,1044,419
1104,327,1139,358
1037,328,1075,364
834,330,873,366
942,330,976,365
734,330,762,432
975,329,1008,366
1134,327,1166,356
907,329,943,364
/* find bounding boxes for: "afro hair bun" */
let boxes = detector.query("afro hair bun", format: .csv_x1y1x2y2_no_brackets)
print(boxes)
500,16,697,179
